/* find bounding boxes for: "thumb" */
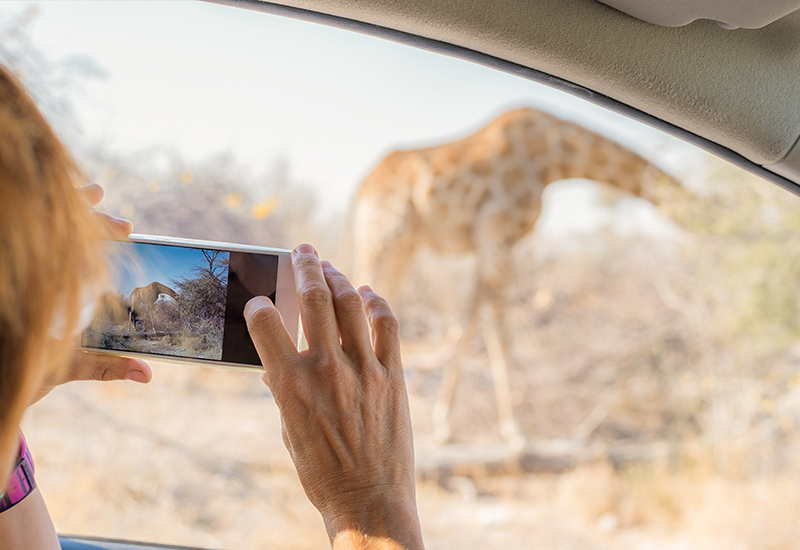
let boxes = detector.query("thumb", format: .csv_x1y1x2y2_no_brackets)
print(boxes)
68,352,152,383
244,296,298,388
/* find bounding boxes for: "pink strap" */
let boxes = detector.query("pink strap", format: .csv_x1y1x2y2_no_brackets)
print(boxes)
0,431,36,512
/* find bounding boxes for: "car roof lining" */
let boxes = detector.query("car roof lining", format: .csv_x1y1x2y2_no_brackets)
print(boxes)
597,0,800,29
208,0,800,197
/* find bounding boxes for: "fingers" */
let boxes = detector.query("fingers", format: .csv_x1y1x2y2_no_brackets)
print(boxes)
68,352,151,383
292,244,339,350
358,286,401,370
90,211,134,239
320,261,372,361
78,183,104,207
78,183,134,239
245,295,299,386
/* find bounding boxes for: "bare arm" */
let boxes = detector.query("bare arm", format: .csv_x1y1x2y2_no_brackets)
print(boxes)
0,184,148,549
245,244,424,550
0,489,60,550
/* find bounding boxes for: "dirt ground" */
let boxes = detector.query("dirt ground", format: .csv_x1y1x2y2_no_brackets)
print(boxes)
22,349,800,550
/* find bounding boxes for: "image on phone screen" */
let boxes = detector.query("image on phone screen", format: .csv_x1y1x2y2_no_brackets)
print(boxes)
82,239,294,368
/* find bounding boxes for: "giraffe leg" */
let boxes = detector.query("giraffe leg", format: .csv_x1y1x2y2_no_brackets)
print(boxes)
474,244,525,448
432,292,481,444
484,300,525,449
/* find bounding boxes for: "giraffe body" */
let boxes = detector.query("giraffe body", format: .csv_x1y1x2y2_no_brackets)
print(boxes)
129,282,179,333
348,107,678,445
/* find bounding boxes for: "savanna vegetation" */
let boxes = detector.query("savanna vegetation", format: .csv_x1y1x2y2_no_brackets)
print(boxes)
7,5,800,549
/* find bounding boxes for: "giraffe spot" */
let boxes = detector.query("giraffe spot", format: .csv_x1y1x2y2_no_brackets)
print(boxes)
517,191,541,212
435,201,450,220
590,145,609,166
564,162,587,179
590,166,609,183
562,140,579,156
503,167,524,191
471,159,492,177
541,165,563,183
518,114,538,132
464,185,490,209
620,158,644,176
562,128,587,155
444,175,462,191
525,136,548,159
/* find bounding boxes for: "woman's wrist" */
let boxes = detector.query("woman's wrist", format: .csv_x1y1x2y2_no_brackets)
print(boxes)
324,495,424,550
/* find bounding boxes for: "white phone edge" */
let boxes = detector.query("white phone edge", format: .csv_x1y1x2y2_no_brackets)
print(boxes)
78,233,302,371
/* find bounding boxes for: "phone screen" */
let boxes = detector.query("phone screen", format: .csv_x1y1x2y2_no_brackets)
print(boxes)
82,239,292,367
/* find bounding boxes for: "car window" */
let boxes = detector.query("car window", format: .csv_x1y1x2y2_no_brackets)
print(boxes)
5,1,800,548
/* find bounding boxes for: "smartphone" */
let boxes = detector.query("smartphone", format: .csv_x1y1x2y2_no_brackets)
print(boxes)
80,234,300,369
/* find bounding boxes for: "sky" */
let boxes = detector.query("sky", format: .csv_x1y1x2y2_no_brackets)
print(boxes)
2,0,703,237
113,242,226,298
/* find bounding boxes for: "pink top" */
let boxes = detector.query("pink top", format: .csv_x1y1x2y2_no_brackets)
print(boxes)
0,431,36,512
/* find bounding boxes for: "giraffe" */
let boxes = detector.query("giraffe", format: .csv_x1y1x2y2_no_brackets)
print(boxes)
129,282,179,333
347,107,681,446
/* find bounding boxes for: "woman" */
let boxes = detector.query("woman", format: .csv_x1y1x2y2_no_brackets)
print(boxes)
0,65,424,549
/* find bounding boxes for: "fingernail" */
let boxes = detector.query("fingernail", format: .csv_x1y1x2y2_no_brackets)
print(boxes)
261,373,271,389
320,260,333,269
126,370,149,383
294,243,317,256
361,285,373,293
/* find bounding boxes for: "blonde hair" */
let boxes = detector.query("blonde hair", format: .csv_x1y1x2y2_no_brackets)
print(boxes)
0,65,106,462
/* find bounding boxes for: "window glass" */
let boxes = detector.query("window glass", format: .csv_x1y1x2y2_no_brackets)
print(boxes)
5,1,800,548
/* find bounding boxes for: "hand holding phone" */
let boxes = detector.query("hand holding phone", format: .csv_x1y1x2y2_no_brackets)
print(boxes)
81,235,300,369
244,245,424,550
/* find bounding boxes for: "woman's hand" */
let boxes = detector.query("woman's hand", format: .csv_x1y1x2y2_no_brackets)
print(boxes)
245,244,424,550
31,183,152,406
32,352,151,405
79,182,133,239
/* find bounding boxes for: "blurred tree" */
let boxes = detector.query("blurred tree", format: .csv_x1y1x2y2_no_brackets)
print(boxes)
0,5,105,143
173,250,228,330
674,160,800,352
658,157,800,473
80,147,319,249
0,5,322,250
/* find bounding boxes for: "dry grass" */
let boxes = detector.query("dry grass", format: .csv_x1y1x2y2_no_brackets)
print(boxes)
21,352,800,550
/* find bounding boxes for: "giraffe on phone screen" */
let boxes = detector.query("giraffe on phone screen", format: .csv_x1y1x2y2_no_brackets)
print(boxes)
129,282,179,333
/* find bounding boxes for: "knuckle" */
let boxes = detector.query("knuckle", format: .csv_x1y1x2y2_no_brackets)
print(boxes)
300,282,332,306
365,291,391,311
333,287,362,310
100,365,115,381
293,253,321,272
372,310,400,334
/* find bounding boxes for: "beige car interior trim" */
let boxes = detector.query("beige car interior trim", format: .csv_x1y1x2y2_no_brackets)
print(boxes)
767,138,800,183
210,0,800,193
597,0,800,29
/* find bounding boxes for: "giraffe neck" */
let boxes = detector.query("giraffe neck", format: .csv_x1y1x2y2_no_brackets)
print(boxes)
514,112,656,201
